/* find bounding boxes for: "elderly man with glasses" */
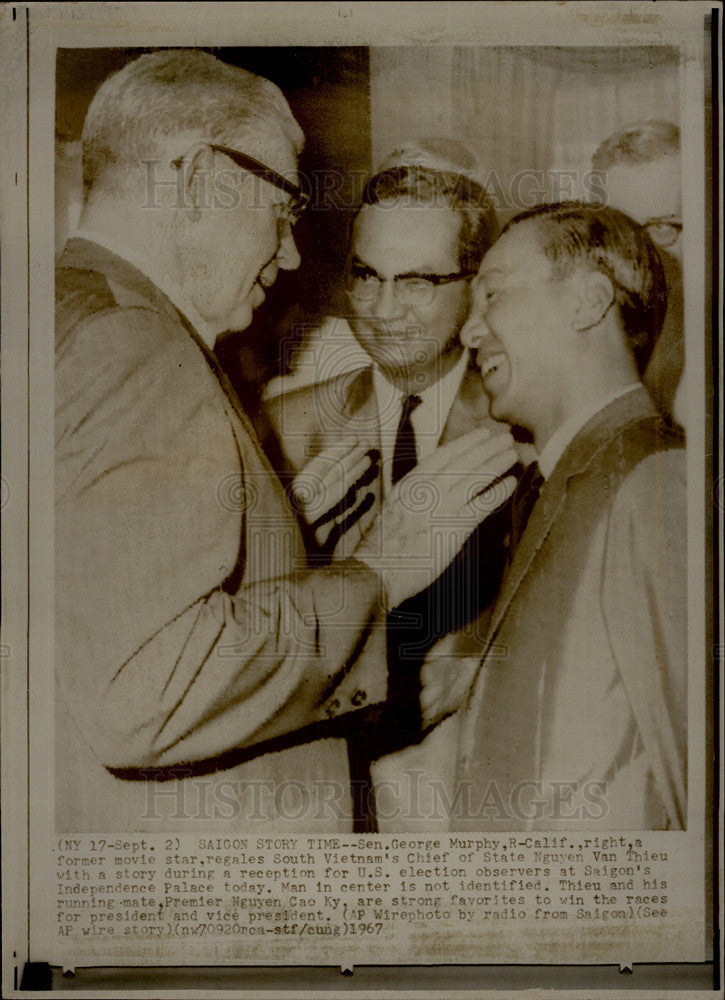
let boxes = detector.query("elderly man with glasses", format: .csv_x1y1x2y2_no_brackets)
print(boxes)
55,52,517,832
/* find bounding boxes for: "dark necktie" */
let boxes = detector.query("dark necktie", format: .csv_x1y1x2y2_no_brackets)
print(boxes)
391,394,422,485
509,461,544,552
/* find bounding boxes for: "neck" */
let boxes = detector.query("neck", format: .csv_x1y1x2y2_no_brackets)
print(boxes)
79,199,169,274
533,368,640,453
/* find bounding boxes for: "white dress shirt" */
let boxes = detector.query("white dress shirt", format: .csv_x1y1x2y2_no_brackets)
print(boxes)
372,349,470,496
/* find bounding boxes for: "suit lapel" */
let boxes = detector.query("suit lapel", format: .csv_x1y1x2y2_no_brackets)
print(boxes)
484,387,657,646
485,474,567,643
328,368,383,557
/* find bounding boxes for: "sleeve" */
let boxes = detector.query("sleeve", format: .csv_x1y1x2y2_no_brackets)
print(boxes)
601,448,687,829
259,384,322,475
55,308,387,771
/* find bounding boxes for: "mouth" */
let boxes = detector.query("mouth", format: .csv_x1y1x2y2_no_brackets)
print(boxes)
368,324,422,341
478,352,507,382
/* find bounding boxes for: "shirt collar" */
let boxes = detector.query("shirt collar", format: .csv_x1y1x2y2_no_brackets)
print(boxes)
73,226,218,349
537,382,643,480
371,348,469,419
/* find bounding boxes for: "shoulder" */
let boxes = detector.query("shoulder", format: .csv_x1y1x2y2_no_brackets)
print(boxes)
57,260,187,355
558,411,685,547
55,268,227,454
598,444,686,589
610,446,686,532
605,412,685,510
56,264,119,348
264,369,365,431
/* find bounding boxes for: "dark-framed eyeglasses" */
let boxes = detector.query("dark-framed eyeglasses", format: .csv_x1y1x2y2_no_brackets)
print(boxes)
171,142,309,220
346,262,477,308
643,216,683,248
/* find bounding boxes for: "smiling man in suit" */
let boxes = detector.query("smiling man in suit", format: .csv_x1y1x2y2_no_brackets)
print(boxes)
263,141,503,556
452,201,686,831
262,143,513,829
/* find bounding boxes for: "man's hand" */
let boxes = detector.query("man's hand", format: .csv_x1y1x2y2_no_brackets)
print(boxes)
291,441,379,549
420,655,480,730
355,425,518,607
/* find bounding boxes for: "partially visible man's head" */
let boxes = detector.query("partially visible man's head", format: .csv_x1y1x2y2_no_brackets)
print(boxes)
462,202,667,444
345,139,499,390
80,49,305,336
592,120,682,260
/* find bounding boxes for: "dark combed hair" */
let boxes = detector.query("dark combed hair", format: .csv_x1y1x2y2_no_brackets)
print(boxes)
359,165,500,273
504,201,668,374
591,119,680,172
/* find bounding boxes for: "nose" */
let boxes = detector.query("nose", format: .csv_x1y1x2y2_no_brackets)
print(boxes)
372,278,408,321
276,223,301,272
460,309,488,350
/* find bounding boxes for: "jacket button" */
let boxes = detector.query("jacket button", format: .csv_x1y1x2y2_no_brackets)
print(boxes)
351,689,366,706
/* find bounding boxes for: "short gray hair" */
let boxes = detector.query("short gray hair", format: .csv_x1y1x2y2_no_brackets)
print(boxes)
82,49,304,197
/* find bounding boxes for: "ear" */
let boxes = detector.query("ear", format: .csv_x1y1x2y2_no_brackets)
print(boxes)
574,271,615,333
176,143,215,221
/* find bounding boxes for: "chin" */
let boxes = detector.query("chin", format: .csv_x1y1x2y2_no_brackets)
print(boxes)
488,394,514,426
227,303,255,335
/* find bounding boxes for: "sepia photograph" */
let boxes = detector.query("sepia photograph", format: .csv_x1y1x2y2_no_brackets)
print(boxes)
1,0,719,993
54,39,689,836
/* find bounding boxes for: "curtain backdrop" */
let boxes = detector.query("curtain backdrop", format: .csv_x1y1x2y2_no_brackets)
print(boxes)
370,46,680,220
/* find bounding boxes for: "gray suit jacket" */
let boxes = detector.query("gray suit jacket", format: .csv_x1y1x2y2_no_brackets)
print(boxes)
55,239,388,832
456,387,687,831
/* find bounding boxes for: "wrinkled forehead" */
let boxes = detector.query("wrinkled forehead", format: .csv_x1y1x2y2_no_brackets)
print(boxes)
352,200,463,265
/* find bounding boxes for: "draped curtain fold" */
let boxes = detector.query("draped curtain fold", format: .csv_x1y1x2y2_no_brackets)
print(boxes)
370,46,680,220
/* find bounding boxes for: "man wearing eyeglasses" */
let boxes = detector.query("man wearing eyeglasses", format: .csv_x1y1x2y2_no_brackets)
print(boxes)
264,142,505,554
55,52,518,832
262,143,514,829
592,120,684,424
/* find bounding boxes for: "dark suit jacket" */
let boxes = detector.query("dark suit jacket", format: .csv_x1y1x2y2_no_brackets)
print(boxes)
456,387,687,831
55,239,388,831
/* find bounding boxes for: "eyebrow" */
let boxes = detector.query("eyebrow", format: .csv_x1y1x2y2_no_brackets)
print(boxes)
350,255,375,273
350,256,454,280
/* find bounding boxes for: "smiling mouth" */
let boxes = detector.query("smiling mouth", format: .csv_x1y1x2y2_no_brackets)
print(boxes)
479,352,507,380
